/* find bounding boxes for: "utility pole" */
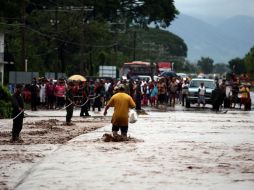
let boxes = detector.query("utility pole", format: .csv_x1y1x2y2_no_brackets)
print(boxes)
109,22,126,67
55,5,59,73
79,4,94,76
79,0,85,75
21,0,26,71
46,5,93,75
133,31,136,61
80,22,85,75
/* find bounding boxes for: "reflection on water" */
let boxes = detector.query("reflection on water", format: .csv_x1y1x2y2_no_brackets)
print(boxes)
15,108,254,190
250,92,254,104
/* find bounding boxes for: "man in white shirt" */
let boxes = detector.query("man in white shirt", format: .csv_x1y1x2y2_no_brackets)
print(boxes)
198,82,206,107
181,79,189,106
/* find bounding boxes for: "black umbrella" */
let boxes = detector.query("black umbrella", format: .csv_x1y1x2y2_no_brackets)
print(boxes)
159,71,177,77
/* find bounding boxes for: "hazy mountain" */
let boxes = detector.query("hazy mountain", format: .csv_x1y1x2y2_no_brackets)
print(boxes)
168,14,254,63
218,15,254,47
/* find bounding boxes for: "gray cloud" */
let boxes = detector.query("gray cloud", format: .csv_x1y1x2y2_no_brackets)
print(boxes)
175,0,254,18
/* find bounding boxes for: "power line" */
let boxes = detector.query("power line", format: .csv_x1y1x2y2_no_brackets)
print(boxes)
0,19,118,49
29,48,57,57
25,25,117,48
0,17,21,20
0,22,23,26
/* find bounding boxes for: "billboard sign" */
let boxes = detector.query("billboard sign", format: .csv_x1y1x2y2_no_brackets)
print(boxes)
99,66,116,78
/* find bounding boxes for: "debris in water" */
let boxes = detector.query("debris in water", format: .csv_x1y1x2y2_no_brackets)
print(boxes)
102,133,143,143
136,109,148,115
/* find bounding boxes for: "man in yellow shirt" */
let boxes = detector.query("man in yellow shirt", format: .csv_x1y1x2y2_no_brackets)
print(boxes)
104,84,136,138
240,84,250,111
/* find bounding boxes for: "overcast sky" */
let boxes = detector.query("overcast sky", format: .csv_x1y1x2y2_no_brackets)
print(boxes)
175,0,254,20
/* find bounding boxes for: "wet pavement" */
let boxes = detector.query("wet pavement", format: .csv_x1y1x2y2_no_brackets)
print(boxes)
13,105,254,190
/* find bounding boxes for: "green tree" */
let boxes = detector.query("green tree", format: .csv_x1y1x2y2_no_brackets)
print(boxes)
228,58,246,75
120,27,187,62
213,63,229,74
90,0,178,27
183,60,197,73
244,46,254,79
0,0,24,19
0,85,12,118
197,57,214,74
1,0,180,77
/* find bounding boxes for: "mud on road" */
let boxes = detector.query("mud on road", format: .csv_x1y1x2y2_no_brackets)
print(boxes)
0,116,110,190
0,117,109,145
1,106,254,190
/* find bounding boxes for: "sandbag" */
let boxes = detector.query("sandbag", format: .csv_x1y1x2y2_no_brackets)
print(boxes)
129,109,138,123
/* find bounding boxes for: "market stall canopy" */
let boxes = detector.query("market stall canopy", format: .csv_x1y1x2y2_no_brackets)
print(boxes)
68,75,86,81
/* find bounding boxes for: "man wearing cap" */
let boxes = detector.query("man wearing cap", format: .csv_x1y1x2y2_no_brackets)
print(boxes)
11,84,24,142
104,84,136,138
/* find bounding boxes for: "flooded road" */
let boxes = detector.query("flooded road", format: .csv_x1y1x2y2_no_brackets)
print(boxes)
14,107,254,190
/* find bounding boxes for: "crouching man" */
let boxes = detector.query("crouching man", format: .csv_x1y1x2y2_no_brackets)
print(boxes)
103,84,136,139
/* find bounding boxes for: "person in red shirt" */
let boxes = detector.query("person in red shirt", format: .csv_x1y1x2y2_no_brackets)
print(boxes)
54,79,66,109
46,79,55,109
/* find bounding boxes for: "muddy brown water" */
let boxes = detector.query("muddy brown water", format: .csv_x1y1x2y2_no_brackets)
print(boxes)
1,106,254,190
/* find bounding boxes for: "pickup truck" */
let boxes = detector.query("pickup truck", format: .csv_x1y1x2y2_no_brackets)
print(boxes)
186,78,216,108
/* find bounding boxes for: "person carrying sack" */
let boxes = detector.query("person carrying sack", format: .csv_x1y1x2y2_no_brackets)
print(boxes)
104,84,136,139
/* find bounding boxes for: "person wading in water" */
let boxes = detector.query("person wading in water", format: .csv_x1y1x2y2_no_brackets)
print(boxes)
103,84,136,139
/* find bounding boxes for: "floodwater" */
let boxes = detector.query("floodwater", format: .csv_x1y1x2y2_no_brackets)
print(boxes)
13,105,254,190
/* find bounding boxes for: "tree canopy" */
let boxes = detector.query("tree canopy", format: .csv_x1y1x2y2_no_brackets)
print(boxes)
213,63,229,74
197,57,214,74
244,46,254,78
1,0,178,27
1,0,185,77
228,57,246,75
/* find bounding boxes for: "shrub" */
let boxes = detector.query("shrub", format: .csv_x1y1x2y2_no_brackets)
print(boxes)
0,85,12,119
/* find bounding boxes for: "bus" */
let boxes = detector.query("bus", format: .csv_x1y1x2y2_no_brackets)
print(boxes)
120,61,155,79
120,61,173,80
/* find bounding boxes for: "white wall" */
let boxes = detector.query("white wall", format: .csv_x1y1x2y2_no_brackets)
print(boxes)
0,33,4,56
0,64,3,85
0,33,4,85
0,32,4,84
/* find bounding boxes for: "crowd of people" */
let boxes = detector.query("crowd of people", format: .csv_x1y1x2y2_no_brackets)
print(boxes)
8,75,252,142
11,75,252,114
18,76,192,112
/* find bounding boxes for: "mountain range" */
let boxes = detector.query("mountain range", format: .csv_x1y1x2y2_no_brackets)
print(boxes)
167,14,254,63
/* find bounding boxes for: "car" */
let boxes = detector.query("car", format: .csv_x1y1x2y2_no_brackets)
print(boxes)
86,76,114,82
186,78,216,108
130,75,152,82
177,73,188,79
